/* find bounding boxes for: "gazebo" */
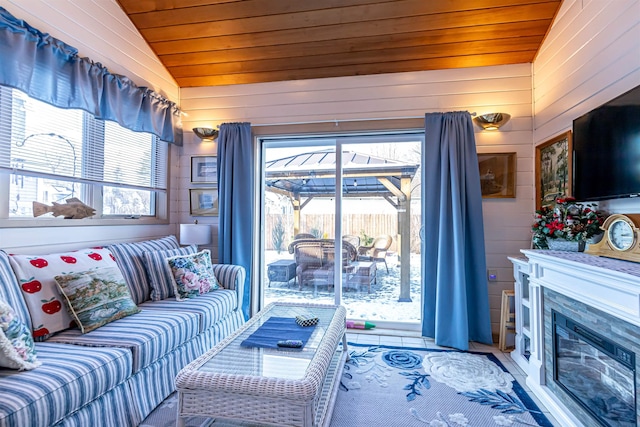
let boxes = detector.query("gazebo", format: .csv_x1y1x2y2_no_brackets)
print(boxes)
265,149,419,301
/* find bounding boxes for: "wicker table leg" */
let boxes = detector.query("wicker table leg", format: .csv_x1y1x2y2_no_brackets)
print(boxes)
342,333,350,361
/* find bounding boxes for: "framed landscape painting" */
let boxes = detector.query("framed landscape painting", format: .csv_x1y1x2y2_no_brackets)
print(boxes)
189,188,218,216
535,131,572,209
477,152,516,198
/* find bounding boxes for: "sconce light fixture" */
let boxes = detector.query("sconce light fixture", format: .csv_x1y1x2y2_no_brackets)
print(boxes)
192,127,219,141
473,113,511,131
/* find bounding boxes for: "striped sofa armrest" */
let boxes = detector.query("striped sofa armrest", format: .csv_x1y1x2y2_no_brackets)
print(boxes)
211,264,245,311
0,250,32,330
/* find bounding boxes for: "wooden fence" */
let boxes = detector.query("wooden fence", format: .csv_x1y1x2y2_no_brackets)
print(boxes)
266,213,422,253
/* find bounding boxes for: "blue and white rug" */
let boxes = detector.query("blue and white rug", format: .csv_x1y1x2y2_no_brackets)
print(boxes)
141,343,554,427
330,343,554,427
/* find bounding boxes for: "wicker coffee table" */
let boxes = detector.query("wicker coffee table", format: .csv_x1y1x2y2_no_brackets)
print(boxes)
175,302,348,427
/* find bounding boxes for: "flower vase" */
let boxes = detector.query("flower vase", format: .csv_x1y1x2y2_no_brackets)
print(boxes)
587,232,604,245
547,239,586,252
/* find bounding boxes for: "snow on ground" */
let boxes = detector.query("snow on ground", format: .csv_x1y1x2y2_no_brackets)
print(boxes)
263,251,422,324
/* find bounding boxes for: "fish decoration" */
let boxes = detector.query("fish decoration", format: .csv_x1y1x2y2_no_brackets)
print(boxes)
32,197,96,219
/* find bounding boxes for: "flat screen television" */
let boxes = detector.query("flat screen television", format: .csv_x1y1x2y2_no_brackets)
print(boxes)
572,85,640,201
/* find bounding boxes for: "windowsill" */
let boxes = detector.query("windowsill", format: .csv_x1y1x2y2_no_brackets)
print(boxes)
0,216,169,228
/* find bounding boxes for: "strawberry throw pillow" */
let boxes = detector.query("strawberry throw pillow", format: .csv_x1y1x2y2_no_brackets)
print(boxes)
8,248,118,340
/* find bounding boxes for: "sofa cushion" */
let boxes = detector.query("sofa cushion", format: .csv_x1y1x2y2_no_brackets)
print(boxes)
107,235,180,305
46,309,199,373
142,244,197,301
140,289,238,332
0,342,132,427
0,299,40,370
0,251,31,329
8,248,120,339
167,249,221,301
54,267,140,333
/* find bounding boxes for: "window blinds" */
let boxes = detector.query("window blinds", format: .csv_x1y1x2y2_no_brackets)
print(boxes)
0,86,167,192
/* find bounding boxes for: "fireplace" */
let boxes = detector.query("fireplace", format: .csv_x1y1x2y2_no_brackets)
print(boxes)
512,250,640,427
553,310,637,427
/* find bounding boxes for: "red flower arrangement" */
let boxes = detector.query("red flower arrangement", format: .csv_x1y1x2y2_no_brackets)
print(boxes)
532,197,606,249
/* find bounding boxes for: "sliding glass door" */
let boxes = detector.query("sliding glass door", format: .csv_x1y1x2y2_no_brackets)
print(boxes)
259,132,423,330
262,138,337,307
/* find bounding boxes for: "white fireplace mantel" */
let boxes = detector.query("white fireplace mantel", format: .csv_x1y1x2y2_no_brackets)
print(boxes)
522,250,640,327
510,250,640,427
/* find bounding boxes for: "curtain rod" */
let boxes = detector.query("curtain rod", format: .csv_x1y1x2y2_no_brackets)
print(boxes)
251,112,476,128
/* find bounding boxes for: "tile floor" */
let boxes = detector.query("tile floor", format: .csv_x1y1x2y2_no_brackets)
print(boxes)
346,330,562,427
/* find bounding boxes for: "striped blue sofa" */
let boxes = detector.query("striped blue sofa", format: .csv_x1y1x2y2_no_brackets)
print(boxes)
0,236,246,427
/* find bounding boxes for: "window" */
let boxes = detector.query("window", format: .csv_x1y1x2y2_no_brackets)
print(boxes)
0,86,168,220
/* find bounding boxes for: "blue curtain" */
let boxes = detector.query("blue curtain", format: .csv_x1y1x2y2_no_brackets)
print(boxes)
0,7,182,145
422,112,493,350
217,123,254,320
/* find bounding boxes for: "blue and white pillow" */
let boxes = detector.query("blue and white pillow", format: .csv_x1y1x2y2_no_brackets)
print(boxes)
143,245,198,301
108,236,180,304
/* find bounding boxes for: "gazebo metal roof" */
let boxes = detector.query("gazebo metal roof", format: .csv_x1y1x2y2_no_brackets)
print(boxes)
265,149,419,198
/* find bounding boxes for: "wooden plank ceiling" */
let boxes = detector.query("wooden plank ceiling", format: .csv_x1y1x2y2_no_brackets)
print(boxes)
117,0,562,88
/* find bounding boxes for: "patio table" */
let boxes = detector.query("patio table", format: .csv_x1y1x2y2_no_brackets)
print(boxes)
345,261,377,293
267,259,297,287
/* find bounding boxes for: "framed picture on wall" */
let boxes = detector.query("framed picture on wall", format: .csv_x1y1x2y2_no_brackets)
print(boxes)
191,156,218,184
189,188,219,216
535,131,572,209
477,152,516,198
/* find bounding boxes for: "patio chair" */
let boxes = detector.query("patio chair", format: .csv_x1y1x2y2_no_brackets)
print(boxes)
293,233,316,240
288,238,357,293
342,234,360,249
358,234,392,273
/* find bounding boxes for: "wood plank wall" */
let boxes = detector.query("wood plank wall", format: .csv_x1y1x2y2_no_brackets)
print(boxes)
533,0,640,213
0,0,181,252
180,63,535,336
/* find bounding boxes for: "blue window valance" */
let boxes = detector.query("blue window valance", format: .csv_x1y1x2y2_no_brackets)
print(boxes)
0,7,182,146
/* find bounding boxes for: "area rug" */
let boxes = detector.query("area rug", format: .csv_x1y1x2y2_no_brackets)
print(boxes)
332,343,553,427
140,343,553,427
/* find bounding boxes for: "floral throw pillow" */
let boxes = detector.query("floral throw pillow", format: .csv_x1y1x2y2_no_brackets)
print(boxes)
0,300,41,370
166,250,222,301
54,266,141,333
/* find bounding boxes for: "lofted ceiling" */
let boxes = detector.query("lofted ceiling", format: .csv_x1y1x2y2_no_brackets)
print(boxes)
117,0,562,88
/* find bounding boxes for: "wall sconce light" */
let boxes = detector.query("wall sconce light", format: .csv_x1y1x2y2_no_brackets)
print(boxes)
192,127,219,141
473,113,511,131
179,221,212,248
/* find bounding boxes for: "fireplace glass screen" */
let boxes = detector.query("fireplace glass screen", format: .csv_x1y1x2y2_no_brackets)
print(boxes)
553,310,636,427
